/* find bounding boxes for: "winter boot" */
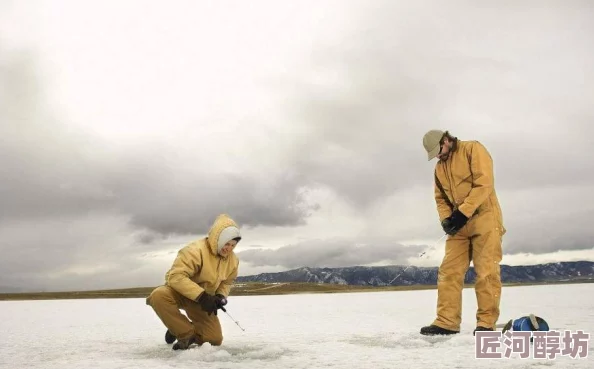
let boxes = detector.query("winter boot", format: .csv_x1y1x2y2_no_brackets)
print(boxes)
420,324,459,336
165,330,176,344
172,336,197,350
473,326,494,336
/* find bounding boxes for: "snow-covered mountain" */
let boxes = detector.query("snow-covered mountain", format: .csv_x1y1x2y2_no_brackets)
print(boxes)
236,261,594,286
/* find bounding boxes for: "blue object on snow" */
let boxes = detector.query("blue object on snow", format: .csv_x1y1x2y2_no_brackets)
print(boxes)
511,314,550,332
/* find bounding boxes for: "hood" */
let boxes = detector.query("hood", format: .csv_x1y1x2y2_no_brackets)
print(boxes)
206,214,241,256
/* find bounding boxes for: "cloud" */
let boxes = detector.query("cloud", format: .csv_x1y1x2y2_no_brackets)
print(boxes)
0,47,317,237
1,1,593,292
0,43,317,292
269,0,594,208
497,184,594,255
237,237,427,269
0,213,160,292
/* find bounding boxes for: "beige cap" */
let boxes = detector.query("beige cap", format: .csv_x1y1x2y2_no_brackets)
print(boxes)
422,129,445,160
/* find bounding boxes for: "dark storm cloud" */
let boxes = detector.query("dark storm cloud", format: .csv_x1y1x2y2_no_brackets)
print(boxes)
237,238,427,269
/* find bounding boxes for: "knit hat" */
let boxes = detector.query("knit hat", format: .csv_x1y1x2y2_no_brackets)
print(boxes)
217,226,241,254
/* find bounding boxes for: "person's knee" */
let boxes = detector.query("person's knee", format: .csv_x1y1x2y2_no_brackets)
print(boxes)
438,267,466,282
475,271,499,285
147,286,174,306
210,338,223,346
204,333,223,346
473,259,500,280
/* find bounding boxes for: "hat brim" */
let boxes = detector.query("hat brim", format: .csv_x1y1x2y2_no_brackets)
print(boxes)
427,145,440,160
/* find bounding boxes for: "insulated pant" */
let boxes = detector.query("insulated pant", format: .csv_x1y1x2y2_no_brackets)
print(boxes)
432,210,503,331
146,285,223,345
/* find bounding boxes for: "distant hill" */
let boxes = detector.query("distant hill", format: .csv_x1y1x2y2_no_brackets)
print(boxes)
2,261,593,301
236,261,594,286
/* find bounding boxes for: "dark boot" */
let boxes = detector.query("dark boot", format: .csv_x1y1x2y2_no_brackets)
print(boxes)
165,330,176,344
420,324,459,336
172,336,197,350
473,326,494,336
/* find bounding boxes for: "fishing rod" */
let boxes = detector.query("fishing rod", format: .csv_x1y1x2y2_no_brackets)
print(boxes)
221,307,245,331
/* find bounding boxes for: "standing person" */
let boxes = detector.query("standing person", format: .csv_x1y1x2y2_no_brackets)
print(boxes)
420,130,505,335
146,213,241,350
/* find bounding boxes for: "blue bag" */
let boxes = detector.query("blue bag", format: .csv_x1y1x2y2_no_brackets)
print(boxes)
502,314,550,334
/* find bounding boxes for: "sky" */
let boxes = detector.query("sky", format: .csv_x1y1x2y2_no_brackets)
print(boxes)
1,0,593,292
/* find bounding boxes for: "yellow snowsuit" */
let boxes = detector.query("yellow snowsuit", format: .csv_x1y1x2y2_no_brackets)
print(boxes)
146,214,240,345
433,140,505,331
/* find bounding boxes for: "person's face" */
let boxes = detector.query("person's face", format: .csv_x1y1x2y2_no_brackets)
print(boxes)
437,137,452,161
219,239,238,257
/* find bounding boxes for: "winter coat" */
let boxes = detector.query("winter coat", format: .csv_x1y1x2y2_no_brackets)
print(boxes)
164,214,240,301
434,140,505,234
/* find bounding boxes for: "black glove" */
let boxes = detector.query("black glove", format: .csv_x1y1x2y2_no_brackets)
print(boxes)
196,292,218,316
215,294,228,310
443,210,468,235
441,217,453,234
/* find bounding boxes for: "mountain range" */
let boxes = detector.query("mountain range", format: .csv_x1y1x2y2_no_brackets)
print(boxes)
236,261,594,286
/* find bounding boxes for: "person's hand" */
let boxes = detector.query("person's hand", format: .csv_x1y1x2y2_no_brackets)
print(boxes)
196,292,218,315
441,217,453,234
443,210,468,235
215,294,228,310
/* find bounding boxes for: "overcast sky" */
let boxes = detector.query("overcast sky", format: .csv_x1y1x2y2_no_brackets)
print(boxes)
1,0,593,292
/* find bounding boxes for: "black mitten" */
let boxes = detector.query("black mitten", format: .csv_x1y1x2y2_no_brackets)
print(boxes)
447,210,468,235
196,292,218,315
215,294,228,309
441,217,453,234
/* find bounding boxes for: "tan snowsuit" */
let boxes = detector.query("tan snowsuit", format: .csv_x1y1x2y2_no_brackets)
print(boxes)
146,214,240,345
433,140,505,331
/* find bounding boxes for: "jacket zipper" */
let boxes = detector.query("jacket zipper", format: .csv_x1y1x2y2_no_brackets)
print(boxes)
217,258,222,282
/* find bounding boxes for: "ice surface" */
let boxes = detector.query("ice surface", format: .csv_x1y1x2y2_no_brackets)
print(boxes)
1,284,592,368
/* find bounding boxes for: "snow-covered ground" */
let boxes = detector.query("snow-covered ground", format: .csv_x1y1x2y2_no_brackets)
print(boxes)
1,283,592,368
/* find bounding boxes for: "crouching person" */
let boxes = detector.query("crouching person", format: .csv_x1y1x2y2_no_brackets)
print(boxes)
146,214,241,350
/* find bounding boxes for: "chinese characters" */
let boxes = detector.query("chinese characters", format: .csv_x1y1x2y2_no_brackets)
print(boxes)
475,330,589,359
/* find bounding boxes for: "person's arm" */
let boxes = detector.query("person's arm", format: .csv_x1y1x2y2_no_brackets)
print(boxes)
457,142,494,218
165,245,205,301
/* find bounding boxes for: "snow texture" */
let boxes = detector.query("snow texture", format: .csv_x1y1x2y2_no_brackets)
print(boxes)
1,284,592,368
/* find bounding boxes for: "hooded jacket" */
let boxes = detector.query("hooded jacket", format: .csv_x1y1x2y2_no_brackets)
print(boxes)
164,214,240,301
